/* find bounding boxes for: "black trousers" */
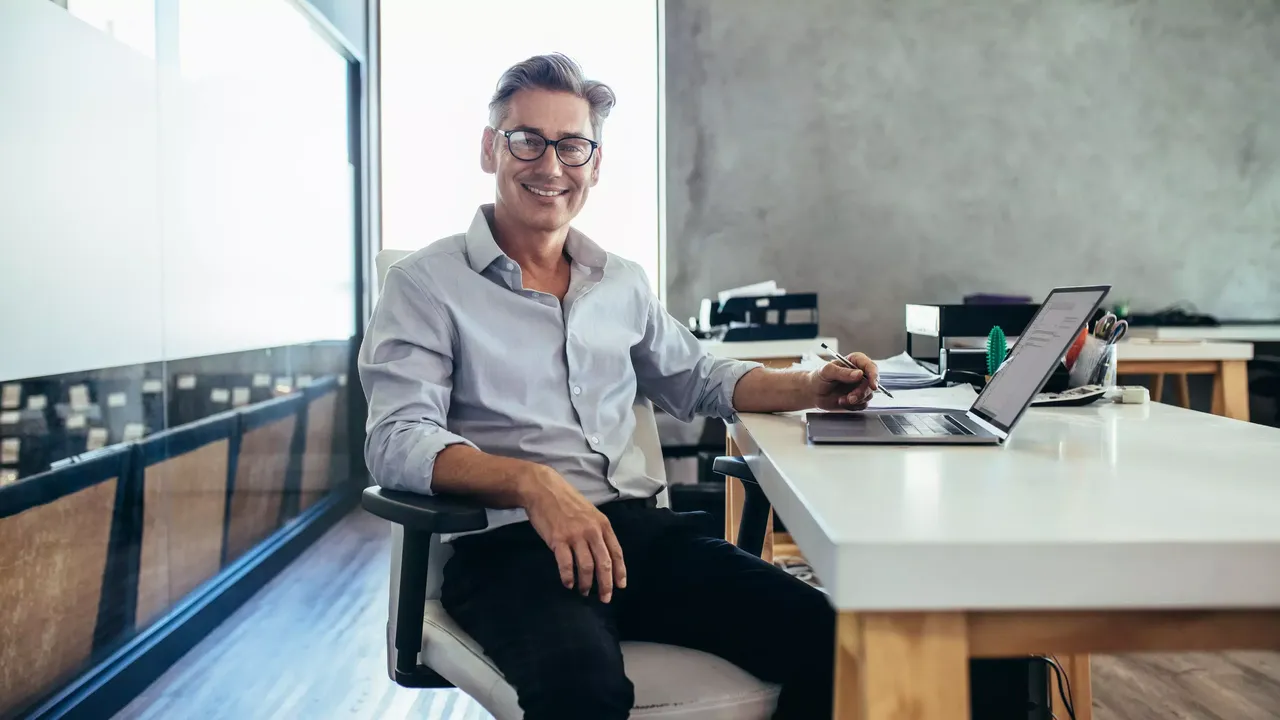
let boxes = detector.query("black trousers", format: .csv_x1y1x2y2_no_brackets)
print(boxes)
441,500,835,720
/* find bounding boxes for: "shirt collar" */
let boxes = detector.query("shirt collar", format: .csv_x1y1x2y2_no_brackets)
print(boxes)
464,204,608,274
464,205,505,274
565,226,608,270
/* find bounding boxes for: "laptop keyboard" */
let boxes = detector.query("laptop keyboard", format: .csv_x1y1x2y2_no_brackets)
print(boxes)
881,414,974,437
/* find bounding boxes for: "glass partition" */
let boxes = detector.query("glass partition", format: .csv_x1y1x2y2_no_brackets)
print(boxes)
0,1,363,715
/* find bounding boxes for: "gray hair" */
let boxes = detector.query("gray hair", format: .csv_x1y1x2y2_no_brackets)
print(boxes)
488,53,616,141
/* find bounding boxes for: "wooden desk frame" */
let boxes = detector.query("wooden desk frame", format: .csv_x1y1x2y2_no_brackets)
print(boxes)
835,609,1280,720
1118,358,1250,422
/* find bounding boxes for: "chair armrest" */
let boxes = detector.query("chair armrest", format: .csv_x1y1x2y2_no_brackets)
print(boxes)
361,486,489,534
711,456,771,559
362,486,489,689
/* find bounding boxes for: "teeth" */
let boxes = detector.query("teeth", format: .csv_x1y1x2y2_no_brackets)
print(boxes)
523,184,565,197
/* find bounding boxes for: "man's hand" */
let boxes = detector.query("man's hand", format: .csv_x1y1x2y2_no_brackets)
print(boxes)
523,468,627,603
809,352,879,411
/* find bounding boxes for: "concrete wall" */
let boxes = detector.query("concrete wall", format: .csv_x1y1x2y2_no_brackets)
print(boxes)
665,0,1280,357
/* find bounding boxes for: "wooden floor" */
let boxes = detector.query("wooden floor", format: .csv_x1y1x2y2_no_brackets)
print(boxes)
115,509,1280,720
114,509,486,720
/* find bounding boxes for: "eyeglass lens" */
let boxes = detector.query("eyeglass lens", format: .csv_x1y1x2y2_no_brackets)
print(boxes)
506,130,594,167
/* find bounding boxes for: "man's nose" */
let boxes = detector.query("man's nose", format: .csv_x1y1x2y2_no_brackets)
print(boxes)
534,146,563,176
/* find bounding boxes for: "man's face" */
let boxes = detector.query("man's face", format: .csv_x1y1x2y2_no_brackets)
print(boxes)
482,89,601,233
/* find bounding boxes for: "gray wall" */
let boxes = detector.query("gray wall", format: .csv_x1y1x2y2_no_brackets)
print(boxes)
665,0,1280,357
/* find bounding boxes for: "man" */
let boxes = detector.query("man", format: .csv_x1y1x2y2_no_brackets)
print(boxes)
359,53,877,720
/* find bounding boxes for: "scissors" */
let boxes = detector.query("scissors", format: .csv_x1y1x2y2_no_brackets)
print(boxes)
1104,319,1128,345
1094,313,1119,339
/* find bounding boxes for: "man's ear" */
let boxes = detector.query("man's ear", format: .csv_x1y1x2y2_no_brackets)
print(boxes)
589,145,603,187
480,127,497,174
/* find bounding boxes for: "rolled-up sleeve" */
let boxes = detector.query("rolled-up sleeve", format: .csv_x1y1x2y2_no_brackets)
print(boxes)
358,266,477,494
630,277,762,423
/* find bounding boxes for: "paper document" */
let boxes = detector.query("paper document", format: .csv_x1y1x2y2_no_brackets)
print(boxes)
784,351,942,389
867,384,978,411
873,352,943,389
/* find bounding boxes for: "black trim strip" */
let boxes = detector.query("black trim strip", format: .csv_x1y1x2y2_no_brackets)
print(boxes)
92,445,140,653
138,412,238,466
278,392,310,526
0,444,130,520
304,376,339,399
218,419,244,570
238,393,306,432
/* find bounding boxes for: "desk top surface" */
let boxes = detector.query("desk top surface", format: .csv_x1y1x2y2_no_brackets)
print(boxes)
1116,338,1254,361
730,403,1280,611
1128,324,1280,343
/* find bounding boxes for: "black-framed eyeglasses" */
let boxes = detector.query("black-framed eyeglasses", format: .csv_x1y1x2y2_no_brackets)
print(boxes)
496,128,598,167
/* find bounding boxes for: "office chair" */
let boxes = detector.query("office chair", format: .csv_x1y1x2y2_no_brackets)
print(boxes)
364,249,781,719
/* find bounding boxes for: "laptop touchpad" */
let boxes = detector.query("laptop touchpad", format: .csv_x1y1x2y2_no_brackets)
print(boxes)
809,412,881,437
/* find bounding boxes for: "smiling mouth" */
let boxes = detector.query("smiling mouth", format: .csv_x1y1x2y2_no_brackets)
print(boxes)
522,183,568,198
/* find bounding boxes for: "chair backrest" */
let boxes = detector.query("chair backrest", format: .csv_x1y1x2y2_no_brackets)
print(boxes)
373,247,671,677
375,249,412,295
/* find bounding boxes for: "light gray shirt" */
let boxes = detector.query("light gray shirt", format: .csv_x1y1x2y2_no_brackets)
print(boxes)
358,205,761,533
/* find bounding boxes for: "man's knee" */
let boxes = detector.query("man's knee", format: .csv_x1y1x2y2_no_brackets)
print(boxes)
515,642,634,720
781,580,836,650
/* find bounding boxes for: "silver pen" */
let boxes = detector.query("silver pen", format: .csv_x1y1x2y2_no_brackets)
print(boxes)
819,342,893,398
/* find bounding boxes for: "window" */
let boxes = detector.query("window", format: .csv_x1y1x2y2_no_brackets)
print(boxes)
64,0,156,57
381,0,661,292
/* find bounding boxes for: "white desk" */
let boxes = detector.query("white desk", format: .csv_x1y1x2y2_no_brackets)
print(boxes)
1128,324,1280,343
726,403,1280,719
1116,338,1253,362
1115,339,1254,421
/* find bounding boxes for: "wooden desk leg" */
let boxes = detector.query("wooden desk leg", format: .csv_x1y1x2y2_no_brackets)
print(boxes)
836,612,970,720
1175,374,1191,409
722,436,774,561
1151,374,1165,403
724,436,741,545
1211,360,1250,421
1051,654,1093,720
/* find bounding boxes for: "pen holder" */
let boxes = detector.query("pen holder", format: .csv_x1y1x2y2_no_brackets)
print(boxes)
1068,335,1116,388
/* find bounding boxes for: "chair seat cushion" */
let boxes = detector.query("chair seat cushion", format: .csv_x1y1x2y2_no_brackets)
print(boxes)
421,601,779,720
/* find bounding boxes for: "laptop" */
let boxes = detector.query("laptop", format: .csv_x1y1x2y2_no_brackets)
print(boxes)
806,285,1110,445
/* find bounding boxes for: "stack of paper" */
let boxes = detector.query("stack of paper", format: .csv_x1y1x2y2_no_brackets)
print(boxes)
716,280,786,304
872,352,943,389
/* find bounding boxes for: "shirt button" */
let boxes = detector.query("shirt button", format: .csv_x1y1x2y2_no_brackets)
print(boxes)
590,436,600,445
573,386,582,395
505,261,515,270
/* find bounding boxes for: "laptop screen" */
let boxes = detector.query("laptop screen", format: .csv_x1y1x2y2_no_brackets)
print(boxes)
970,286,1110,434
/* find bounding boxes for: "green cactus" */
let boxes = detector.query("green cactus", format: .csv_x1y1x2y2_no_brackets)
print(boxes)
986,326,1007,376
